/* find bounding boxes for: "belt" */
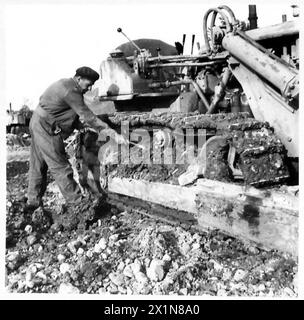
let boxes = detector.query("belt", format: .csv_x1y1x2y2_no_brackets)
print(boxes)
35,105,62,134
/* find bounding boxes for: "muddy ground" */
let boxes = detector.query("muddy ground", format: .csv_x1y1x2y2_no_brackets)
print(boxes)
5,134,297,296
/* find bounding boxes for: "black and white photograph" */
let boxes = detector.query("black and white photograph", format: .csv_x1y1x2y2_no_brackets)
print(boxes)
1,0,301,300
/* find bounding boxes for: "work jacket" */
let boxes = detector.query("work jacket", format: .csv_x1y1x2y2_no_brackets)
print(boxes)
35,77,108,138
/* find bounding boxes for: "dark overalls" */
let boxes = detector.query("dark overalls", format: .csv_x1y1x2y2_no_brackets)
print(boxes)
27,77,107,206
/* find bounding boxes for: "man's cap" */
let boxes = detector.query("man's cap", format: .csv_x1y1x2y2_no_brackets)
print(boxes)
75,66,99,82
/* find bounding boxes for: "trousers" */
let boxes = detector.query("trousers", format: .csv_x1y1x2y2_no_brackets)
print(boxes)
27,112,83,206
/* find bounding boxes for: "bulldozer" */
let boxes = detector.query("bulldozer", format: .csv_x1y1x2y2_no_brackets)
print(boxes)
71,5,299,256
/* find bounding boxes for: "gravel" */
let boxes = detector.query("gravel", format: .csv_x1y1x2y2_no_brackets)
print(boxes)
5,146,298,296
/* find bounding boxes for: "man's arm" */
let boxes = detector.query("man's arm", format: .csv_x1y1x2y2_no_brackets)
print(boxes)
63,88,109,131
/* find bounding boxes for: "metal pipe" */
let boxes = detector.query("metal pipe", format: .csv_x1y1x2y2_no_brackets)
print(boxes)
222,32,298,99
117,28,141,52
191,35,195,55
248,5,258,29
148,79,210,111
148,61,224,68
207,67,231,114
203,8,232,53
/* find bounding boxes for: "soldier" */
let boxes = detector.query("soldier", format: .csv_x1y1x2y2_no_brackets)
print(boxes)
26,66,127,221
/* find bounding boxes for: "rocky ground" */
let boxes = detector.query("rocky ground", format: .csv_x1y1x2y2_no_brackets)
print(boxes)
5,134,298,296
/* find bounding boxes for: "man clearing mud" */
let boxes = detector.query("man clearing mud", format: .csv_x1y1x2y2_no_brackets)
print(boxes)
26,66,127,229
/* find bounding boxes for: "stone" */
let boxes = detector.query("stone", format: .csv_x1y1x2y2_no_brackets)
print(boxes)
26,235,37,246
179,288,188,295
58,283,80,294
180,243,191,255
192,243,200,250
217,289,228,296
36,271,47,281
146,259,165,282
123,264,134,278
130,260,142,274
94,243,102,253
248,246,260,255
77,248,84,256
162,254,171,262
86,249,93,258
118,286,127,294
109,272,125,287
211,259,223,272
60,263,71,274
117,261,125,271
24,225,33,234
67,242,77,254
98,287,107,294
7,251,19,262
57,254,66,262
233,269,248,282
258,283,266,292
98,238,107,250
134,271,149,284
283,287,295,297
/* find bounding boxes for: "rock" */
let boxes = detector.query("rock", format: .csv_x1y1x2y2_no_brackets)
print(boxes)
248,246,260,255
7,251,19,262
134,271,149,284
118,286,127,294
179,288,187,295
57,254,66,262
123,265,134,278
283,287,295,297
126,287,133,295
59,263,71,274
98,287,107,294
211,259,223,272
147,259,165,282
109,226,115,232
108,283,118,294
86,249,93,258
58,283,80,294
77,248,84,256
180,242,191,255
36,271,47,281
101,253,107,260
109,273,125,287
233,269,248,282
94,243,102,253
24,225,33,234
98,238,107,250
67,242,77,254
130,260,142,274
26,235,37,246
162,254,171,262
258,283,266,292
25,280,34,289
111,215,117,221
117,261,125,271
217,289,228,296
192,243,201,250
109,234,119,243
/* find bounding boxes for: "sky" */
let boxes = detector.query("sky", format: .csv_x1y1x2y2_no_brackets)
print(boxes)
0,0,299,110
